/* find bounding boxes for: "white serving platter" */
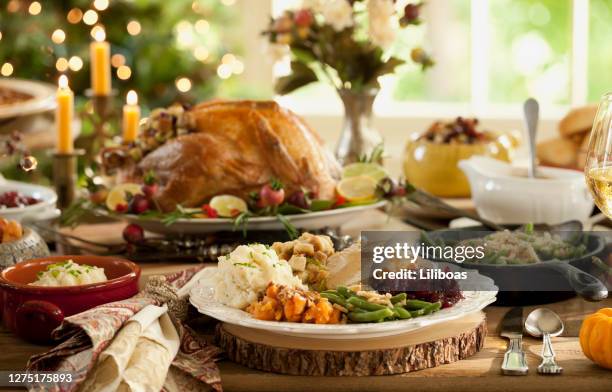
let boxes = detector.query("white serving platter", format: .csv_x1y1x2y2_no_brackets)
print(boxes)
104,201,387,235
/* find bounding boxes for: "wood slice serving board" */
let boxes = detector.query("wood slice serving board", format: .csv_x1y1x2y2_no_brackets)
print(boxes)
215,311,487,376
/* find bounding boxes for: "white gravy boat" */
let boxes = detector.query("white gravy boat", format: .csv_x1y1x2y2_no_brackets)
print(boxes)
458,156,593,224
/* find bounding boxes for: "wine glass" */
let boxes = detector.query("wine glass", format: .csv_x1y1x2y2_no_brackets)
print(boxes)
585,93,612,217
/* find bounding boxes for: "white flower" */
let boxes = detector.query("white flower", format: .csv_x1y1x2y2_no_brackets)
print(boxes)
367,0,398,48
321,0,354,31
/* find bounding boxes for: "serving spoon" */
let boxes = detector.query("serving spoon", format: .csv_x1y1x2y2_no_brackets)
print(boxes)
524,308,564,375
524,98,540,179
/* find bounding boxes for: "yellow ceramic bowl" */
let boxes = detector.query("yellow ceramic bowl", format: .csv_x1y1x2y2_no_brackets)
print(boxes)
403,136,513,198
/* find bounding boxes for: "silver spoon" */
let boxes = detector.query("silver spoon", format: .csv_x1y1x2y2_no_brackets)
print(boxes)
523,98,540,178
524,308,564,375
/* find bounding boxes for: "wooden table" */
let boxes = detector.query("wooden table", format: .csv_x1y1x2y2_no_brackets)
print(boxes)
1,215,612,391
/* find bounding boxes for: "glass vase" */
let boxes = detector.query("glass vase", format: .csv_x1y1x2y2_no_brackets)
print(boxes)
335,89,383,165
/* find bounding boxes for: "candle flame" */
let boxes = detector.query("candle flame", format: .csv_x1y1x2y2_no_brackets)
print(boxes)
58,75,69,89
94,27,106,42
127,90,138,105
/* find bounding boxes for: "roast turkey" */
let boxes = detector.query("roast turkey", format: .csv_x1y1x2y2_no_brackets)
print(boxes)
105,100,341,212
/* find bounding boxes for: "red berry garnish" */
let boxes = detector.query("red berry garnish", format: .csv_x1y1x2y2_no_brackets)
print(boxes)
115,203,128,213
129,194,150,214
122,224,144,244
201,204,218,218
141,183,158,198
333,195,347,208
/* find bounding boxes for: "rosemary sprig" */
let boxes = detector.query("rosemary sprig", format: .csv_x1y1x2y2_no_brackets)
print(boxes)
161,205,200,226
60,198,93,227
276,213,299,239
233,211,251,237
357,143,384,163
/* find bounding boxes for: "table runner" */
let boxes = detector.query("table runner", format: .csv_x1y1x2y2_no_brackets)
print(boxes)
27,267,222,392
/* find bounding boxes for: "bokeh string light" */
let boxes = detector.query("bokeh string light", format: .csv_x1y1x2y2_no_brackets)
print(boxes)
51,29,66,44
1,63,14,77
127,20,142,36
28,1,42,16
83,10,99,25
0,0,243,109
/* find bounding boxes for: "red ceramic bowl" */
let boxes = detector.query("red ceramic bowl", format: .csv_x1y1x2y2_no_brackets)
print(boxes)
0,255,140,343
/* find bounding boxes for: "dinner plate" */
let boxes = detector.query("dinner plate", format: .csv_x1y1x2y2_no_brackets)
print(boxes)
103,201,387,235
189,266,498,339
0,78,56,119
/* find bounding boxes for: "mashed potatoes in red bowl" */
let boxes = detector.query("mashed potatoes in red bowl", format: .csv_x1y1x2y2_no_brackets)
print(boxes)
0,255,140,343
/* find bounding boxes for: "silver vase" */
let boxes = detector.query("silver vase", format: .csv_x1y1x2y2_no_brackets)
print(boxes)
335,89,383,165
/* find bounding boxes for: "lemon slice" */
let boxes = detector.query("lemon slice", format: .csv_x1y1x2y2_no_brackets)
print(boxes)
342,162,388,182
336,175,378,202
209,195,248,217
106,183,143,211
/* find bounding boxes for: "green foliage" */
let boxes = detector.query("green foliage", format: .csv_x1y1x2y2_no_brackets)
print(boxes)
0,0,241,108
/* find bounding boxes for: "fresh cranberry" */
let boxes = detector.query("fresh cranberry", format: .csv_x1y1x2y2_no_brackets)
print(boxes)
287,190,310,209
129,194,150,214
202,204,218,218
123,224,145,244
115,203,129,213
333,194,347,208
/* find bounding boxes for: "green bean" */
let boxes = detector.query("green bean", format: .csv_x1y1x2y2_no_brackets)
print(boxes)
423,301,442,315
390,293,407,304
404,299,433,310
336,286,354,299
347,296,387,311
393,305,412,319
320,292,348,307
409,308,425,317
348,308,394,323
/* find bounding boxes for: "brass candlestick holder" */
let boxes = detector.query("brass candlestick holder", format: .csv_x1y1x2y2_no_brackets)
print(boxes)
52,149,85,210
83,90,118,165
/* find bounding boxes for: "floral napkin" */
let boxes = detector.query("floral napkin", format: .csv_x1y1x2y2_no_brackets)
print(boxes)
27,267,222,392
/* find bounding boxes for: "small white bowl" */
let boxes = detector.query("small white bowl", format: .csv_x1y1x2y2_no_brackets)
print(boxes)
458,156,593,224
0,179,59,223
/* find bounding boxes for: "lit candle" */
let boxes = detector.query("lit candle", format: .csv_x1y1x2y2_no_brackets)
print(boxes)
123,90,140,143
56,75,74,154
90,28,111,96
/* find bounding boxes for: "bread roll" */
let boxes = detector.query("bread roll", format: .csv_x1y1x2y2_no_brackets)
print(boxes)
536,137,579,168
559,105,598,137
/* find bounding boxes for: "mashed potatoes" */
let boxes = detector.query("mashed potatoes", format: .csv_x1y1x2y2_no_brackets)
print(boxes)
214,244,305,309
31,260,107,287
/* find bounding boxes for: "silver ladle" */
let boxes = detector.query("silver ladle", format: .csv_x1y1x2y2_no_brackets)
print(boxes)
524,98,540,178
524,308,564,375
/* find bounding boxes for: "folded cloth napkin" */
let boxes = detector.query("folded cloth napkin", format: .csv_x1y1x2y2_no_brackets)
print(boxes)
27,267,222,392
79,304,179,392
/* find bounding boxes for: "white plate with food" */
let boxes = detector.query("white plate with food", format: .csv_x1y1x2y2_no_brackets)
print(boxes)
105,200,387,235
0,178,59,222
188,238,498,339
190,274,496,339
0,78,56,119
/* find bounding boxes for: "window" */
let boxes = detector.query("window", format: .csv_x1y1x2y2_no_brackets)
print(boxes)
267,0,612,119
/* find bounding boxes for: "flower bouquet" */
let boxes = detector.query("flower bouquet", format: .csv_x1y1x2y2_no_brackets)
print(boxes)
264,0,433,163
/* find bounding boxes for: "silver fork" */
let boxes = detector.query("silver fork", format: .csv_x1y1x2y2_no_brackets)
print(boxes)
537,331,563,374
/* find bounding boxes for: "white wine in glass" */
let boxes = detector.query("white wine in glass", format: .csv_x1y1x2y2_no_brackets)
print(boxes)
585,93,612,217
